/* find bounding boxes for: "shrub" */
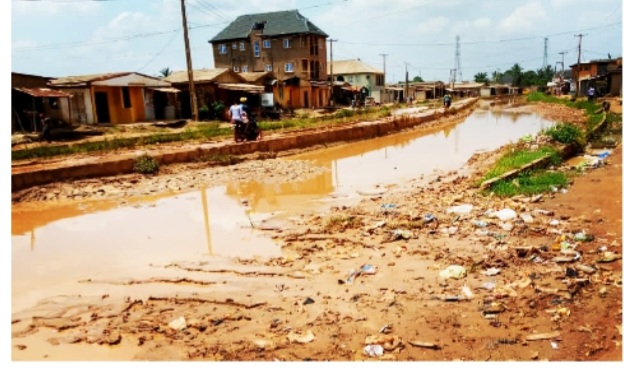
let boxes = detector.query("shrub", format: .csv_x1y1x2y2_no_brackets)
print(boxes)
545,123,583,145
133,154,159,174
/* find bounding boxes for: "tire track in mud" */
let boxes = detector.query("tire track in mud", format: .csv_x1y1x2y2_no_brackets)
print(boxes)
78,277,218,287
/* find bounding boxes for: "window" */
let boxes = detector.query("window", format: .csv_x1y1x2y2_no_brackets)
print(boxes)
219,44,227,54
300,36,307,47
285,63,294,73
265,64,273,72
122,87,132,108
263,40,271,48
254,41,260,57
239,42,245,51
232,43,237,50
283,38,291,48
233,66,240,72
242,65,249,72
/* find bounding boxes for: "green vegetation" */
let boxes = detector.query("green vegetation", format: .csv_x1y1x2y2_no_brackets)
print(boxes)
479,91,618,198
133,154,159,174
544,123,584,145
480,146,560,182
488,170,569,197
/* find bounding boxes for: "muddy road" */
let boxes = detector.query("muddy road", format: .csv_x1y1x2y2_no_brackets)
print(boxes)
11,102,622,361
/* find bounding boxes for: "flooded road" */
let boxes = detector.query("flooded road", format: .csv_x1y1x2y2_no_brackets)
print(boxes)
12,108,554,313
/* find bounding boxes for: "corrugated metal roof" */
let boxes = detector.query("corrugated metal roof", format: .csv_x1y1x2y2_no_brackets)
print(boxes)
164,68,231,84
210,10,328,42
330,59,383,75
238,71,275,83
218,83,265,92
13,87,72,98
49,72,132,86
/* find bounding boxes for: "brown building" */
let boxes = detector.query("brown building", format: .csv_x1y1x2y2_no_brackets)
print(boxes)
210,10,330,109
569,57,622,97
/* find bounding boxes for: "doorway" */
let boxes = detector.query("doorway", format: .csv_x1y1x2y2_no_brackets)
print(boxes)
94,92,110,123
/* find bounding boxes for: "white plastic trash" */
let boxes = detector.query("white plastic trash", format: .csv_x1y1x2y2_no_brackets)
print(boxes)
364,344,384,357
491,208,517,221
439,265,467,279
446,204,474,215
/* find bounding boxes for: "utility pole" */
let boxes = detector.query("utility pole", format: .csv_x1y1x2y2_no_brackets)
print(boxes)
329,39,337,106
380,53,388,104
181,0,198,121
449,68,456,90
574,33,586,98
558,51,568,79
404,62,409,103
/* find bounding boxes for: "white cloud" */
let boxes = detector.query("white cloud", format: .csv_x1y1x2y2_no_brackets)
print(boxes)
498,1,546,33
473,17,491,28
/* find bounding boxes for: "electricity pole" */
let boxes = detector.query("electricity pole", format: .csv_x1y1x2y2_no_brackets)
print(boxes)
558,51,568,79
404,62,409,103
380,53,388,104
181,0,198,121
573,33,586,98
329,39,337,106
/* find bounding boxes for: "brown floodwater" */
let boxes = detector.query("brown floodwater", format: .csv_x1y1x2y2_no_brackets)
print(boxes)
11,108,554,314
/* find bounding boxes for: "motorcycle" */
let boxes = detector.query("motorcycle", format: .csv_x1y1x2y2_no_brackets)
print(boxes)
233,113,262,142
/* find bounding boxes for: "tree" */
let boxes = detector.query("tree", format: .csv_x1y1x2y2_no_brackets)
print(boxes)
474,72,489,83
491,70,503,84
159,67,172,78
412,76,424,83
508,63,523,87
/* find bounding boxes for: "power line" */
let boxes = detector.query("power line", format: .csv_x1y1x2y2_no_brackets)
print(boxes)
137,29,180,72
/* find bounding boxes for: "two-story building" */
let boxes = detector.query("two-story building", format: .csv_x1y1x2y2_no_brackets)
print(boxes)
329,59,385,104
209,10,330,109
569,57,622,97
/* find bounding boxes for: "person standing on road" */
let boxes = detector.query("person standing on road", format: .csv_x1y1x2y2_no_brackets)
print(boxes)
443,92,452,109
587,86,596,101
228,99,243,127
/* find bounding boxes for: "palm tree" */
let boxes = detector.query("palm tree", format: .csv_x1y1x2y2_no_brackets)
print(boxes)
509,63,523,87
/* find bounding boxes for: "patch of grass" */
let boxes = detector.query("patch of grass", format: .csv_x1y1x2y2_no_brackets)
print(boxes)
544,123,584,145
488,170,568,197
133,154,159,174
481,146,560,182
196,154,243,166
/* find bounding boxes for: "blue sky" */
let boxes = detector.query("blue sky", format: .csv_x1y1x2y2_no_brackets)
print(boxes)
9,0,624,82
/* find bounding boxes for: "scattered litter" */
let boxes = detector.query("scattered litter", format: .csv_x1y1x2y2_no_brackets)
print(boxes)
550,341,559,350
439,265,467,279
491,208,517,221
381,203,397,210
461,285,474,299
379,324,393,334
288,330,315,344
360,264,377,275
168,316,187,331
520,213,534,224
424,214,436,223
446,204,474,215
550,220,560,226
391,229,413,241
525,331,561,341
574,264,597,274
408,340,440,350
364,344,384,357
471,220,488,227
481,302,505,314
365,335,404,352
499,222,514,231
481,268,501,276
480,282,496,290
303,297,315,305
598,251,621,263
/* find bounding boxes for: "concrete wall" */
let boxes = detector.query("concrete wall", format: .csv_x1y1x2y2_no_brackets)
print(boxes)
11,98,478,192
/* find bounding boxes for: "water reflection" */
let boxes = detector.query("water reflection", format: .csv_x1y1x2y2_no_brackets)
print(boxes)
12,109,553,305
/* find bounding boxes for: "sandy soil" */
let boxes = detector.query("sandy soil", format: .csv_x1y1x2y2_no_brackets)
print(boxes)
11,101,622,361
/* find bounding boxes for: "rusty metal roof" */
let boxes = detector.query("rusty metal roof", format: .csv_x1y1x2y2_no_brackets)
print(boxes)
13,87,72,98
49,72,132,86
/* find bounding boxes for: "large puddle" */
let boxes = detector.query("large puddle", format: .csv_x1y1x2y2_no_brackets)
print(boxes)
12,108,554,312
